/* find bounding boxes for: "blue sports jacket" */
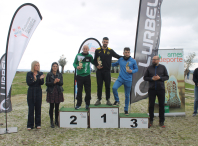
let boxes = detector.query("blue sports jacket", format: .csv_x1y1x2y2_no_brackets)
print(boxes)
112,56,138,81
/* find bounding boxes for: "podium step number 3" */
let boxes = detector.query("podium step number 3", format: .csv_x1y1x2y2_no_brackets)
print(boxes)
119,113,149,128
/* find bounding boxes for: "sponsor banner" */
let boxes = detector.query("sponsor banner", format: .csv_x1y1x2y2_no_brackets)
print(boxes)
74,38,101,106
131,0,163,103
0,54,12,113
5,3,42,97
154,49,185,116
79,40,100,57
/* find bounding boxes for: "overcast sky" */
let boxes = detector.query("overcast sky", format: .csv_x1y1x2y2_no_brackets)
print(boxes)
0,0,198,71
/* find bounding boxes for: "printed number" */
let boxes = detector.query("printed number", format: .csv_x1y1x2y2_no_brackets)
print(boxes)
101,114,106,123
130,119,138,128
70,116,77,125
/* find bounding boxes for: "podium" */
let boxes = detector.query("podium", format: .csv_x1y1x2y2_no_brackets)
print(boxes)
59,107,88,128
119,113,149,128
59,105,149,129
89,104,119,128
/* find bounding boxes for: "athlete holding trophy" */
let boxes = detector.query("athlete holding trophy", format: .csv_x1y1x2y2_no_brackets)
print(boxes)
97,56,102,67
112,47,138,115
94,37,121,106
73,45,94,109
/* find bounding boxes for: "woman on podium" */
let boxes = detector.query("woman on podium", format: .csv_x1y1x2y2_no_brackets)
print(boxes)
46,62,64,128
26,61,45,130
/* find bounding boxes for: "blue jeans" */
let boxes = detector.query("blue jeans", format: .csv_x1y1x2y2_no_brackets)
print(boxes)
194,86,198,113
112,77,132,111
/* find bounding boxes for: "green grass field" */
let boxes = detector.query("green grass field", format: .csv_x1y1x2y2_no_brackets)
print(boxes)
0,72,197,145
185,82,194,89
11,72,193,96
11,72,124,96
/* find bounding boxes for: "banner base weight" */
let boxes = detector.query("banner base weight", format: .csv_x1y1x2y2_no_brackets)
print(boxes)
0,127,17,135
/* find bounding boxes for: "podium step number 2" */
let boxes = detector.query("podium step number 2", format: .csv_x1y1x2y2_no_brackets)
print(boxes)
59,107,88,128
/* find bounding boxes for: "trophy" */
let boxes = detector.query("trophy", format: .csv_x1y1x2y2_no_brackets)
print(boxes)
126,62,129,71
79,59,83,68
97,56,102,67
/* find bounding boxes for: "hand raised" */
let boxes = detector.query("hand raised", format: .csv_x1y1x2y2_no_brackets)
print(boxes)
56,78,60,82
33,74,37,80
40,74,45,79
54,78,58,84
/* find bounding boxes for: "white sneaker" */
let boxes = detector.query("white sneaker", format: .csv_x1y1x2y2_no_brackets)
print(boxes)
192,112,197,117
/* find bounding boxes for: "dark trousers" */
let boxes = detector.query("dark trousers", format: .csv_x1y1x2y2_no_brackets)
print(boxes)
148,89,165,123
96,70,111,100
76,75,91,106
49,103,60,120
27,97,42,128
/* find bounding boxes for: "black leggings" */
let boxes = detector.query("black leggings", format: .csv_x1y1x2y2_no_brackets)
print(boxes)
49,103,60,120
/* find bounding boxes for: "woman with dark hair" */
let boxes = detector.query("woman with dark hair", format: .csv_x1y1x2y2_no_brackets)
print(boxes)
46,62,64,128
26,61,45,130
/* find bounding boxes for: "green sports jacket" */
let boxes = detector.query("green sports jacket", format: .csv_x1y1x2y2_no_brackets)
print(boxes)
73,53,94,76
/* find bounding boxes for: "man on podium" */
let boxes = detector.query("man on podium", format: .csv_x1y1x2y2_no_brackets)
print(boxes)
111,47,138,115
73,45,94,110
94,37,121,106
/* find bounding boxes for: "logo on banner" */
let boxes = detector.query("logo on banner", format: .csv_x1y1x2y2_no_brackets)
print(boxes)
87,43,97,53
13,17,36,38
0,58,11,112
80,113,86,118
141,119,148,124
132,0,163,103
159,53,183,64
13,26,28,38
111,109,117,114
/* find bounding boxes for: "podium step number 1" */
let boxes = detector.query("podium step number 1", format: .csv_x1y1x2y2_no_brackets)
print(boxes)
89,104,119,128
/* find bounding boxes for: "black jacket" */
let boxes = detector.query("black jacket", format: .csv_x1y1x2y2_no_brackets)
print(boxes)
94,47,121,71
26,71,44,102
193,68,198,86
45,72,64,93
144,64,169,90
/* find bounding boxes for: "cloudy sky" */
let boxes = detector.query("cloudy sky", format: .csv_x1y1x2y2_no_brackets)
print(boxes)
0,0,198,71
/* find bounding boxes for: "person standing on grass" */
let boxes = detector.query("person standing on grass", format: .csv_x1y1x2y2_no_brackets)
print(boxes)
112,47,138,115
94,37,122,106
26,61,45,130
192,68,198,117
187,70,190,80
73,45,94,110
144,56,169,128
46,62,64,128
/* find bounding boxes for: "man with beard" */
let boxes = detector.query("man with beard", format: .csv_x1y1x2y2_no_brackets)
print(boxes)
112,47,138,115
144,56,169,128
94,37,121,105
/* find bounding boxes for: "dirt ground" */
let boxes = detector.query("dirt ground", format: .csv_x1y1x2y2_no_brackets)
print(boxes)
0,92,198,146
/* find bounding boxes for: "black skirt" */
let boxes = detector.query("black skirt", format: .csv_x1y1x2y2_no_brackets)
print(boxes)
46,86,64,103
